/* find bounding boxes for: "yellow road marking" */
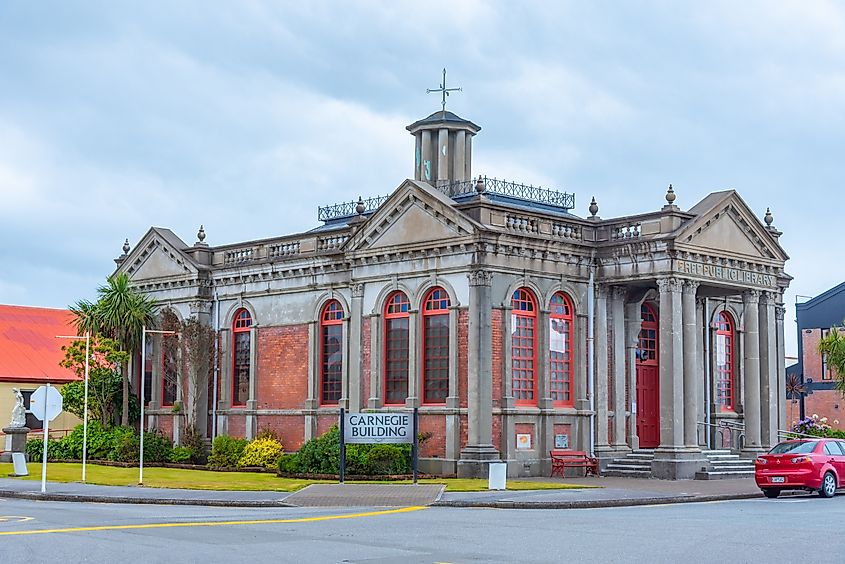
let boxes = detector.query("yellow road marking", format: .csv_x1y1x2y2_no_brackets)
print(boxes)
0,506,426,537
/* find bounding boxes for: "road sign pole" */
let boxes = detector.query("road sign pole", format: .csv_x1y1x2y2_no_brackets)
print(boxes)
139,326,146,485
412,407,419,485
41,384,50,493
339,407,346,484
82,332,90,483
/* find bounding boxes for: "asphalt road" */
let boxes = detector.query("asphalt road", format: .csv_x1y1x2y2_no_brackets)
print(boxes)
1,495,843,563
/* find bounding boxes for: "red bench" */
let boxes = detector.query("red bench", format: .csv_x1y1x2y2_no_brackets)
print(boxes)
550,449,599,478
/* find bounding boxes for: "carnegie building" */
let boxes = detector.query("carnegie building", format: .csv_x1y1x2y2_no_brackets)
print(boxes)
116,108,791,479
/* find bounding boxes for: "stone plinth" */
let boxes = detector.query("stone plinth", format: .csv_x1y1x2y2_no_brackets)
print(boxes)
1,426,31,463
457,445,502,478
651,447,705,480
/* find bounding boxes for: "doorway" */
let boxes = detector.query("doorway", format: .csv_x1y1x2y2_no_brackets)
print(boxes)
636,303,660,448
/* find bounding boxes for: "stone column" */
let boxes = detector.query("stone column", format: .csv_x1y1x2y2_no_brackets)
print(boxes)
348,284,364,412
611,287,628,451
445,307,460,468
304,321,318,441
454,130,467,183
405,308,420,408
759,291,778,448
421,130,432,182
458,269,500,477
652,277,701,479
464,134,473,181
776,303,787,432
742,289,763,455
245,326,258,440
625,303,642,450
594,285,611,460
367,314,381,409
682,280,701,449
437,128,449,182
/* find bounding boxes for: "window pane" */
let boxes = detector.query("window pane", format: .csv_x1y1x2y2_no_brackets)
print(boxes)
321,324,343,404
385,318,409,403
424,314,449,403
234,331,250,405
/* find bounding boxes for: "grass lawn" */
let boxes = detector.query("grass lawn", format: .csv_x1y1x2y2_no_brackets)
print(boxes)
0,463,592,493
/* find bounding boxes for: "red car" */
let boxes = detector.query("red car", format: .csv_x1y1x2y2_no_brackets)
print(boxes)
755,438,845,498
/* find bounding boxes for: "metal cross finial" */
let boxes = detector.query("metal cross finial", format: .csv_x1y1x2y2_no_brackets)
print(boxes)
427,68,461,112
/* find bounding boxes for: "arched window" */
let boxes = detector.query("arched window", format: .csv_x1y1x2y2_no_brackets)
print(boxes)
422,287,450,404
232,308,252,406
161,334,178,407
512,288,537,405
320,300,344,405
715,311,736,411
638,303,658,364
384,291,410,405
549,292,575,407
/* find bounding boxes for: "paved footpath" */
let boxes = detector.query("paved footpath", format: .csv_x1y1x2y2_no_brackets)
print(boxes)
0,474,768,509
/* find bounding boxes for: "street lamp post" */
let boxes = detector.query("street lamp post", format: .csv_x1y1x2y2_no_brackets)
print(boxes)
139,326,178,485
56,332,90,482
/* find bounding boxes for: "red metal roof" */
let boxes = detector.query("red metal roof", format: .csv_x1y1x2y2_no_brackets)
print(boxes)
0,304,80,383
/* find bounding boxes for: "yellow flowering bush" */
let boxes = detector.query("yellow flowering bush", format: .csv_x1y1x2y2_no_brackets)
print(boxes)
237,436,284,469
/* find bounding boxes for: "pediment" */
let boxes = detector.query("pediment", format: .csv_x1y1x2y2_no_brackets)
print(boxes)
347,180,480,252
121,228,197,280
676,193,787,262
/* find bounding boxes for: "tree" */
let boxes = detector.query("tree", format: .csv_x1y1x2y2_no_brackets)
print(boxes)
179,316,215,431
785,374,806,426
70,272,158,426
59,336,129,427
819,324,845,396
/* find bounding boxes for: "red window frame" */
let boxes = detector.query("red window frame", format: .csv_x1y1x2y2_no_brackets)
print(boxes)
161,334,178,407
549,292,574,407
135,339,154,406
638,303,658,365
512,288,537,406
231,308,252,407
320,300,344,405
714,311,735,411
384,291,410,405
422,287,450,404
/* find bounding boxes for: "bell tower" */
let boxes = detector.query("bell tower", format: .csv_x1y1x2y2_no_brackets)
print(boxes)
406,69,480,195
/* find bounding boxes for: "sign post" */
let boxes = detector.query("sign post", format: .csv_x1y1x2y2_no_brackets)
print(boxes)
29,383,63,493
340,410,418,484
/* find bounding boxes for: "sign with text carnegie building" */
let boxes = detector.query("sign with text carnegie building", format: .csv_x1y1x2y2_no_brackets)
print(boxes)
674,259,776,287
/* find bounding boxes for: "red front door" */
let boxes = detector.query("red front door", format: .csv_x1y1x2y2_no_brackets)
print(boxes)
636,303,660,448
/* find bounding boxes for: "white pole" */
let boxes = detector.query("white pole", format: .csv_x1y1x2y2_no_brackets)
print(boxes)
40,384,50,493
139,325,146,485
82,332,90,482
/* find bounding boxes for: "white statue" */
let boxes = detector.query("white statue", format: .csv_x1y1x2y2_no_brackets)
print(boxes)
9,388,26,428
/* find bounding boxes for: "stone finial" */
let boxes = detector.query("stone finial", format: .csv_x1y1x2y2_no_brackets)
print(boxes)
355,196,365,215
588,196,599,218
122,238,130,254
764,208,773,227
197,225,206,243
666,184,676,205
475,175,486,194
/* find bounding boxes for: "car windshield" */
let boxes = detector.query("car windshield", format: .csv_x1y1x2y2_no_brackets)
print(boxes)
768,441,818,454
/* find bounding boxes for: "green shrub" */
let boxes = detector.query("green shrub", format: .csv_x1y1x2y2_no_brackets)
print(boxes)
180,425,208,464
141,431,173,463
277,452,300,473
363,444,410,475
108,426,139,462
208,435,249,468
296,425,341,474
238,436,284,469
169,446,193,463
292,425,412,476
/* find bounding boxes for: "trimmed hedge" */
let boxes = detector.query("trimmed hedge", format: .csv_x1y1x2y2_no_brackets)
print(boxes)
280,425,411,476
25,424,174,463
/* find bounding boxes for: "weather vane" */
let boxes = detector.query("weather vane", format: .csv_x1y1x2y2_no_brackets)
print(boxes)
427,68,461,112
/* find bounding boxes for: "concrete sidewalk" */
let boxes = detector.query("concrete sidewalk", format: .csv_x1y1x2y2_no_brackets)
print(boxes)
0,474,767,509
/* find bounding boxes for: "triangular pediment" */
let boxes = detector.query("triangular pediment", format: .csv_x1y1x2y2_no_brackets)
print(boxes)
346,180,480,252
675,191,788,261
119,228,198,281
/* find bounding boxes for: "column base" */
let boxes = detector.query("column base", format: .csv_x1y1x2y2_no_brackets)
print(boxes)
457,444,501,478
651,447,706,480
740,446,765,459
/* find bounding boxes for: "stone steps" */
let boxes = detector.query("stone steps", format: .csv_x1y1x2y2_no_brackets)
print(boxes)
694,449,755,480
603,450,655,478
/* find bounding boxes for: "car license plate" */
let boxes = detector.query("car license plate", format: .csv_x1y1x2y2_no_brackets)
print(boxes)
771,476,785,483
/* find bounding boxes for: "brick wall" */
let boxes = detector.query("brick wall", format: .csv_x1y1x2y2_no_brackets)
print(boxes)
458,310,468,409
255,415,305,450
492,309,503,403
158,416,173,440
256,325,308,409
227,416,245,438
419,414,446,458
803,392,845,430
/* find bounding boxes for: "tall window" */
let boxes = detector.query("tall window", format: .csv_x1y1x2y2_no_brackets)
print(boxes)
714,311,735,411
512,288,537,405
232,308,252,406
422,287,450,404
321,300,344,405
161,335,178,407
384,291,410,405
638,304,658,364
136,339,153,405
549,292,574,407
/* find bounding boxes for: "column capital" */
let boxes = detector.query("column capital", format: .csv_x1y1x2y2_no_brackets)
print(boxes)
743,289,761,304
775,305,786,321
189,300,213,315
758,290,775,305
656,276,682,294
681,279,699,294
611,286,627,300
351,283,365,298
467,269,493,287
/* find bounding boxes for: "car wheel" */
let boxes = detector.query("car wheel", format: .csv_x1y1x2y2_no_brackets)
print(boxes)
762,488,780,499
819,472,836,498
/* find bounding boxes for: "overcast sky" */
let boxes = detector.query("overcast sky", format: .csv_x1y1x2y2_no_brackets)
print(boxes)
2,1,843,357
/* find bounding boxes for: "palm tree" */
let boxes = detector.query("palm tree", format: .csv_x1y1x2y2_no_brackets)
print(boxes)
71,273,158,426
785,374,806,428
